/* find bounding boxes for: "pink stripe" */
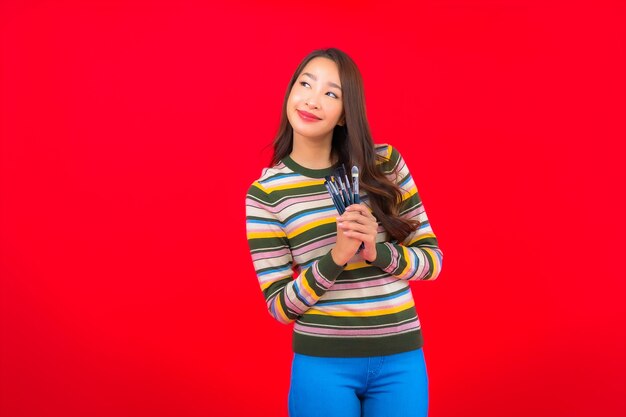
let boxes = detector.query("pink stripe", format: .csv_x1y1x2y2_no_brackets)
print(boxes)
251,248,291,261
397,249,418,280
330,277,399,291
402,206,423,220
261,176,309,188
286,212,335,232
386,243,400,272
294,320,420,336
291,236,335,257
272,194,329,213
311,262,333,289
314,295,413,313
253,194,328,215
248,226,283,234
284,286,307,314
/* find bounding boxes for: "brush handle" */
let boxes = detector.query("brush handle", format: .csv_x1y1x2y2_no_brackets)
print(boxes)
325,182,345,214
352,167,360,205
329,181,346,213
340,188,351,207
337,176,353,206
351,167,363,251
343,174,352,197
335,191,346,213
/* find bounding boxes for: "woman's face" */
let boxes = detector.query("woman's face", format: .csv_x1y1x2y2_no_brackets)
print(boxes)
286,57,345,143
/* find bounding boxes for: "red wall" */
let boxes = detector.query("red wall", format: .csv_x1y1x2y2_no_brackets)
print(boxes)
1,1,624,416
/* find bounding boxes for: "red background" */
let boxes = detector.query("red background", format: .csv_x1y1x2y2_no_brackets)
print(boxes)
1,1,624,416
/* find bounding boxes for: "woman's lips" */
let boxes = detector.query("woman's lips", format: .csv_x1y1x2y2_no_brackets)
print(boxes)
297,110,321,122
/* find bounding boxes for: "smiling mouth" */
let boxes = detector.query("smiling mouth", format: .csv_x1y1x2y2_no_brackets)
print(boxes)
297,110,321,121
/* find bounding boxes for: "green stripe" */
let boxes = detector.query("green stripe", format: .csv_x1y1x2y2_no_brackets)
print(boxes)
335,269,393,283
293,329,423,357
264,277,292,300
316,285,410,305
288,223,337,247
422,249,436,280
297,306,418,327
247,237,288,251
282,200,335,224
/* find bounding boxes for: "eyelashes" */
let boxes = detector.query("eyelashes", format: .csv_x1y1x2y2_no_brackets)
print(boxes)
299,81,340,99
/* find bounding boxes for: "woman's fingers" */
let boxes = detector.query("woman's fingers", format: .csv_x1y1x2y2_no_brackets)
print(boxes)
336,205,378,262
345,204,374,218
338,217,377,243
338,205,377,226
338,221,373,234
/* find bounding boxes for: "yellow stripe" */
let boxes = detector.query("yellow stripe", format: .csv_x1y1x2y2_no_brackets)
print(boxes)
260,278,284,291
397,246,412,277
275,297,291,322
247,231,287,239
287,217,335,239
422,247,439,278
263,180,324,193
299,273,320,302
344,261,369,271
375,145,393,165
401,184,417,201
407,232,435,246
306,299,415,317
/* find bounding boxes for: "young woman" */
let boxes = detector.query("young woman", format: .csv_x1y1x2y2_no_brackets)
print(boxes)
245,48,443,417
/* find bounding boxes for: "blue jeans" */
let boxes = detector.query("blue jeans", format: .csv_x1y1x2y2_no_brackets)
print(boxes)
288,348,429,417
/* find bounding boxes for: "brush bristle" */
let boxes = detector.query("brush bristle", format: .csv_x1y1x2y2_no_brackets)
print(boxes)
351,166,359,177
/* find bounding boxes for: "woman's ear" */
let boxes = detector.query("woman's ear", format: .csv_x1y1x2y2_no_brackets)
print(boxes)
338,115,345,126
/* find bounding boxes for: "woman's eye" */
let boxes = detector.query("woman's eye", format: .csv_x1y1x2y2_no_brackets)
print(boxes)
327,92,339,99
299,81,310,88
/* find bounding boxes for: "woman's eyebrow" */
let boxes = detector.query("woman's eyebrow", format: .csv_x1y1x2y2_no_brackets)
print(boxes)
302,72,342,91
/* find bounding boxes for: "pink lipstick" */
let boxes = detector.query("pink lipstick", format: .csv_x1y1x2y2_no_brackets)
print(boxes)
297,110,321,122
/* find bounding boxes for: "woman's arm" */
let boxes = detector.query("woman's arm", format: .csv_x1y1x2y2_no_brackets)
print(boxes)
246,182,345,324
338,146,443,281
368,195,443,281
370,146,443,281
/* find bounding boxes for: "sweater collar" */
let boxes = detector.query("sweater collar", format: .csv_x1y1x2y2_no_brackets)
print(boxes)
281,155,339,179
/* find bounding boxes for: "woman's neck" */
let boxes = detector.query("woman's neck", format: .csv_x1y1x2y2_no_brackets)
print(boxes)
290,134,336,169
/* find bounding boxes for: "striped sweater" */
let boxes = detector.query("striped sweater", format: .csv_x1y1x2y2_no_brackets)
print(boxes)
245,144,443,357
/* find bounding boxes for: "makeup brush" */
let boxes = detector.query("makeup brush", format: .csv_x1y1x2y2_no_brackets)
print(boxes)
341,164,353,200
325,177,346,213
351,166,360,204
350,166,365,252
324,178,345,214
335,174,351,207
335,165,352,206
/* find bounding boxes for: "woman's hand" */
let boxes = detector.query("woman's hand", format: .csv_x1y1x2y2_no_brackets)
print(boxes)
336,204,379,263
330,218,362,266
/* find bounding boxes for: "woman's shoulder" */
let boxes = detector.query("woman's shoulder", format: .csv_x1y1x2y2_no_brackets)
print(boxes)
373,143,404,167
374,143,392,159
247,160,293,197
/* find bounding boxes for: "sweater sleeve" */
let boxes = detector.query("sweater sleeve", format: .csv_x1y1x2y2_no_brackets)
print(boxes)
245,181,345,324
367,146,444,281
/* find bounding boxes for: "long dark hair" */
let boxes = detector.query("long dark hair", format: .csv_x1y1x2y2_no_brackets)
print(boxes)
271,48,418,242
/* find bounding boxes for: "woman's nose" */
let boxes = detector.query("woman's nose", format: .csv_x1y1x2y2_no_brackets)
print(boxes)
305,99,319,109
305,92,321,109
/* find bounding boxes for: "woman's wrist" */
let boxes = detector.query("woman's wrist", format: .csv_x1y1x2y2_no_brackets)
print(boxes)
330,248,349,266
362,247,377,263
